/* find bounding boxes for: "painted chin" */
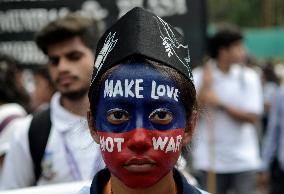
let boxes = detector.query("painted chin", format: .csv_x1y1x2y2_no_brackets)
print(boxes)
105,152,179,188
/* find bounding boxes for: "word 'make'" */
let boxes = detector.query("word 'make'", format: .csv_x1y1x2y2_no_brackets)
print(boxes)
104,79,179,102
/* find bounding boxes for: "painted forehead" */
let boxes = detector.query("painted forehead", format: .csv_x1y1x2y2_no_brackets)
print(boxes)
101,62,180,102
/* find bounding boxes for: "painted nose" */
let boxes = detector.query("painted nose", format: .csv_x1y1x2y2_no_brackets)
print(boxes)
127,128,152,154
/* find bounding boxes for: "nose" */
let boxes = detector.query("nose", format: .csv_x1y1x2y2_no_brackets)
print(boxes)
57,58,70,73
127,128,152,154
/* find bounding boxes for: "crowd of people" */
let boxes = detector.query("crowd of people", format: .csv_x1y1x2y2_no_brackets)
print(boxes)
0,7,283,194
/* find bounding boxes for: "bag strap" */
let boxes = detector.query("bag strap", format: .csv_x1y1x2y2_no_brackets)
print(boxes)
28,107,51,183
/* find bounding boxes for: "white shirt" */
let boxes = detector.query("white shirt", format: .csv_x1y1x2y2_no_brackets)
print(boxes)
0,103,27,155
0,93,105,190
0,103,27,183
192,63,263,173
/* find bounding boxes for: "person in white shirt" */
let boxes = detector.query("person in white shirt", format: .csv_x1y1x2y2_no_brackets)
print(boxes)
1,14,105,189
192,26,263,194
0,53,29,182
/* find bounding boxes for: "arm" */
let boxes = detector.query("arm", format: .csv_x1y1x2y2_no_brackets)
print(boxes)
218,103,259,123
196,63,213,109
1,116,35,190
202,68,262,124
199,89,259,124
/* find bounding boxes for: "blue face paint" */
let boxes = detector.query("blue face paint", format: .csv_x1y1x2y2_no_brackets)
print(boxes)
95,62,187,133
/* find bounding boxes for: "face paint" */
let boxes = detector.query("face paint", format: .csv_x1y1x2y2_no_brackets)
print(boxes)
95,63,187,188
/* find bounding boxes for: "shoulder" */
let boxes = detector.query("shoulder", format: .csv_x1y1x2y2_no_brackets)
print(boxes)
6,115,32,146
235,65,260,81
0,103,26,122
173,169,210,194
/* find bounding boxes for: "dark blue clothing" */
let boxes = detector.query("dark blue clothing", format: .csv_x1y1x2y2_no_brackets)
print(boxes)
77,168,208,194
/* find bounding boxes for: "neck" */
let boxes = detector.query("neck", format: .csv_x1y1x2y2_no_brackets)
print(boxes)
216,57,230,73
60,94,89,117
110,171,176,194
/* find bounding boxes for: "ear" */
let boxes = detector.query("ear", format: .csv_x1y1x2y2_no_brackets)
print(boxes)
182,110,198,146
87,110,100,144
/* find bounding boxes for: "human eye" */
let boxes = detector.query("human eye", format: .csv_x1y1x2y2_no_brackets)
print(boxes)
67,51,83,62
48,57,59,67
107,108,129,125
149,108,173,125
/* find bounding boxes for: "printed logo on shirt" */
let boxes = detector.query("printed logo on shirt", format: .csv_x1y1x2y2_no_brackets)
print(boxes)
41,151,56,180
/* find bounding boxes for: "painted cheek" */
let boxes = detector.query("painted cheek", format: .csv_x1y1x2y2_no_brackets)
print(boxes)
97,128,184,188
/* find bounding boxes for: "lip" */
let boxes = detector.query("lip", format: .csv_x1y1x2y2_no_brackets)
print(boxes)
57,76,75,86
123,157,156,172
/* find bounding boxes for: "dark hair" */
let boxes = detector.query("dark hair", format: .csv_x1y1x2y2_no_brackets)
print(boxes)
209,26,243,59
0,53,30,110
89,56,197,127
262,62,280,85
35,13,101,54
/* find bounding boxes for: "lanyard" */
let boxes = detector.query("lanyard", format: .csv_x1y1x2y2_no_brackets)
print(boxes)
60,129,103,181
61,130,82,181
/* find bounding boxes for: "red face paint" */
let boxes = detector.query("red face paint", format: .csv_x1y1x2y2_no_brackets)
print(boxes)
98,128,184,188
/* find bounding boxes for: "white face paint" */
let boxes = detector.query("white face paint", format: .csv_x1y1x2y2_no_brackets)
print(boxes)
103,79,179,101
100,135,182,153
100,136,125,152
152,135,182,153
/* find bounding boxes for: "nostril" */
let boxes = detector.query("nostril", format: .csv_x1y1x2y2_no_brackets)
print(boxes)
128,142,151,153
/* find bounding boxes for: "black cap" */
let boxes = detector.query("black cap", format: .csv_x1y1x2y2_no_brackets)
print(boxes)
89,7,193,97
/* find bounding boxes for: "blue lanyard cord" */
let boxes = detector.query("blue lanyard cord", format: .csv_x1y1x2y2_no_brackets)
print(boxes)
61,131,82,181
60,130,103,181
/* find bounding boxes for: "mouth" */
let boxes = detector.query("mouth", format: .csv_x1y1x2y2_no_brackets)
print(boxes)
123,157,156,172
57,76,76,86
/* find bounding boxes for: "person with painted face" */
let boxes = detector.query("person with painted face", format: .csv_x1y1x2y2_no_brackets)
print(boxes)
78,7,209,194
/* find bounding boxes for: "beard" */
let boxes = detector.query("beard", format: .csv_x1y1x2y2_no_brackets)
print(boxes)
60,86,89,101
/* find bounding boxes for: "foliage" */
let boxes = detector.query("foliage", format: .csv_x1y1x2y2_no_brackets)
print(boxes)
208,0,262,27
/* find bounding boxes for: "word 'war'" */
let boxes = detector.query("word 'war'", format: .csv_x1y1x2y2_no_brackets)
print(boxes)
104,79,179,102
99,135,182,153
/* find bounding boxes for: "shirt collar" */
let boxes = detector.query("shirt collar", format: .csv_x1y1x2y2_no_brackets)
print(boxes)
89,168,203,194
50,92,86,132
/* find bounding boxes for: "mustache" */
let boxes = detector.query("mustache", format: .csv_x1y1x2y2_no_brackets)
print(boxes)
55,74,79,84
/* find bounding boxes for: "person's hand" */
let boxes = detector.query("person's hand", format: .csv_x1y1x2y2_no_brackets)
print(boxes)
202,62,213,88
203,90,221,108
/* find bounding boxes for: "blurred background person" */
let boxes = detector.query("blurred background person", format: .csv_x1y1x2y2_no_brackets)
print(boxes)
29,65,56,112
259,86,284,194
0,53,29,180
261,61,280,135
0,14,105,190
192,25,263,194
